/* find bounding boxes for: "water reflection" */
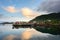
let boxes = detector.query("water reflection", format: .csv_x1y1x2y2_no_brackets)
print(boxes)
3,35,16,40
21,28,39,40
0,24,60,40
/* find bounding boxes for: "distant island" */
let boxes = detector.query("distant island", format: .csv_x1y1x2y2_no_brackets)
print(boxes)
0,22,13,24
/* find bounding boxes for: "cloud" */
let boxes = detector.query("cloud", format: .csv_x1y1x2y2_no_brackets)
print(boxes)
2,7,40,21
3,6,17,13
37,0,60,13
21,7,40,19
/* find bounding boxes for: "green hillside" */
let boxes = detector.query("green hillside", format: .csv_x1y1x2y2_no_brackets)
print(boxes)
30,12,60,22
30,12,60,35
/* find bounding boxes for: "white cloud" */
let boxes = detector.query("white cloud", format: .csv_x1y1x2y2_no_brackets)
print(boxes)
1,7,41,21
3,6,17,13
21,7,40,19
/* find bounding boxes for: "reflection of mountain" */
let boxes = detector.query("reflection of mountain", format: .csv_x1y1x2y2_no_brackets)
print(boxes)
30,12,60,22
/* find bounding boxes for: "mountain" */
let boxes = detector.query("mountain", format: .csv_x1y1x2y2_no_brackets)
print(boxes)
30,12,60,22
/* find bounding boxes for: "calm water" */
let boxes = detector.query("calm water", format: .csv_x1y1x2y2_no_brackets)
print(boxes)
0,24,60,40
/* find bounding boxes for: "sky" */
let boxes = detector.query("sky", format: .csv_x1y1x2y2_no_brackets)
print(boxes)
0,0,43,22
0,0,60,22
